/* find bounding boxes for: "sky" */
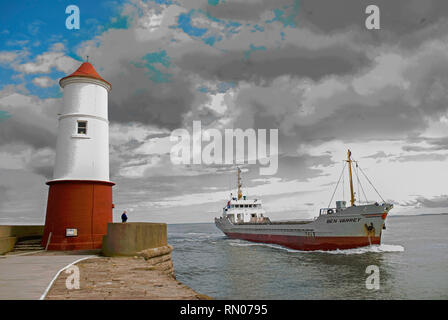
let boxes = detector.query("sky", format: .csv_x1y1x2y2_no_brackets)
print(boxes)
1,0,448,224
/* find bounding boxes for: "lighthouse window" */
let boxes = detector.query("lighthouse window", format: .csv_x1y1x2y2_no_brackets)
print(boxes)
77,121,87,134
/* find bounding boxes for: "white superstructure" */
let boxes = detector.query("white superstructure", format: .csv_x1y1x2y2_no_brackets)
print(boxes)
221,167,267,224
223,198,266,223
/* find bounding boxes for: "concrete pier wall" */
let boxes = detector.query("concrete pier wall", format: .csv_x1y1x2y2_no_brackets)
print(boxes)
102,222,168,257
0,237,17,255
0,225,44,254
0,225,44,239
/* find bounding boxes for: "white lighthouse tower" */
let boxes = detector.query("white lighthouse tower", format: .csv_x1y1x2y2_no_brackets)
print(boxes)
42,61,114,250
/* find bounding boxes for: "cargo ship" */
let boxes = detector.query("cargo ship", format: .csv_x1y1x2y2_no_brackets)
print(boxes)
215,150,393,251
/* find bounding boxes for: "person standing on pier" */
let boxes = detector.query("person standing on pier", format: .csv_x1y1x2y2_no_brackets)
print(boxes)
121,211,128,223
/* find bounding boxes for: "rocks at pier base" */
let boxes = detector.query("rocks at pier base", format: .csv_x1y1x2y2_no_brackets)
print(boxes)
101,223,176,277
137,245,175,277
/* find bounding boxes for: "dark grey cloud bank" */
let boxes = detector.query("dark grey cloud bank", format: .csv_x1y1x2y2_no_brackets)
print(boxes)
400,194,448,209
0,118,56,149
107,63,200,129
178,44,370,84
205,0,448,38
100,0,448,155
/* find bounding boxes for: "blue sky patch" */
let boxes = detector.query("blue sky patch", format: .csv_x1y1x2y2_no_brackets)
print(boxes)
178,10,208,37
244,44,267,60
251,24,265,33
0,1,133,98
208,0,224,6
152,0,175,5
197,81,235,94
266,0,300,28
102,14,131,31
0,110,11,122
217,81,235,93
198,86,209,93
203,35,222,46
133,50,173,83
175,9,241,46
196,9,242,37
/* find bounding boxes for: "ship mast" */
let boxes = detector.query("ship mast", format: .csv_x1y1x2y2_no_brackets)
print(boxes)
347,149,356,206
237,167,243,200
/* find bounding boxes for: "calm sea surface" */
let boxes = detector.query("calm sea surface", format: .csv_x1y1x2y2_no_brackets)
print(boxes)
168,214,448,299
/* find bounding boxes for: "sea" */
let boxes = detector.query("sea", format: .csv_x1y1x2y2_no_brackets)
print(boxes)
168,214,448,299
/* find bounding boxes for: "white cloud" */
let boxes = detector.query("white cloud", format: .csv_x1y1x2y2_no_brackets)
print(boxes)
0,51,18,63
15,43,78,74
32,76,56,88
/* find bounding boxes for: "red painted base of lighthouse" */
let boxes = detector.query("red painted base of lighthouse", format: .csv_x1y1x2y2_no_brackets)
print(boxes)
41,180,114,250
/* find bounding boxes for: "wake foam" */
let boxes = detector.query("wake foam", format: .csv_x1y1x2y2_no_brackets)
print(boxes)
227,239,404,254
316,244,405,255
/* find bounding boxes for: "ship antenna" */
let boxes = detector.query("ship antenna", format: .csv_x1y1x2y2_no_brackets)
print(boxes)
357,165,385,203
327,161,346,208
237,167,243,200
347,149,356,206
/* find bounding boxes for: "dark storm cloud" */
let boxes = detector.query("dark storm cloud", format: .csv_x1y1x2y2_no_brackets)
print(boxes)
178,44,370,83
188,106,222,127
0,118,56,149
109,148,155,180
203,0,293,22
0,185,9,208
426,137,448,150
29,164,53,179
118,138,145,151
401,194,448,209
111,152,334,209
291,99,425,143
242,153,335,183
363,151,393,159
24,147,55,179
393,153,448,162
204,0,448,49
113,172,225,206
273,153,335,181
145,133,172,140
409,65,448,118
402,145,434,152
401,139,448,152
240,51,448,145
294,0,448,37
404,136,448,151
106,63,201,129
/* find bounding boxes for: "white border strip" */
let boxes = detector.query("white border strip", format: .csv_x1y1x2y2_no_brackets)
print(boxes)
39,256,95,300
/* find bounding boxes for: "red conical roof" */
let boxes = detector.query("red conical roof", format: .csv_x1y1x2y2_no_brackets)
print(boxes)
59,62,111,89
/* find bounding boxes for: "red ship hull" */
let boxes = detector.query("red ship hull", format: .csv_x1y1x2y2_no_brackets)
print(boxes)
225,232,381,251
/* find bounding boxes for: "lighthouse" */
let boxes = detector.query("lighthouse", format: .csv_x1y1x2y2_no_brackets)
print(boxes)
41,61,114,250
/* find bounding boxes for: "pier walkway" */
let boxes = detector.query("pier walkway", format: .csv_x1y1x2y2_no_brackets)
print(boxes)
0,254,93,299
